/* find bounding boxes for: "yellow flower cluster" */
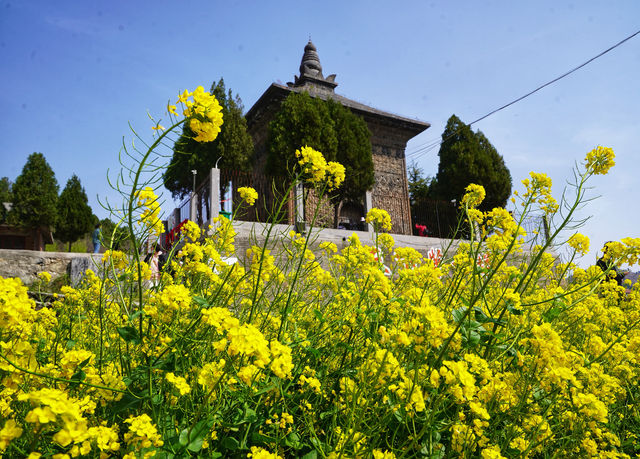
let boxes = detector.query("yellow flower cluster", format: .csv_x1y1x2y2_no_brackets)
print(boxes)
461,183,486,209
295,145,345,190
102,249,128,270
585,146,615,175
166,372,191,395
200,306,293,381
568,233,590,256
238,186,258,206
124,414,163,450
521,171,558,214
247,446,283,459
174,86,224,142
366,208,392,232
0,419,22,453
135,186,164,237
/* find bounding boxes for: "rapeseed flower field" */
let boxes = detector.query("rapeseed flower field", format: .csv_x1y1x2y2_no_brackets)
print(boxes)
1,88,639,458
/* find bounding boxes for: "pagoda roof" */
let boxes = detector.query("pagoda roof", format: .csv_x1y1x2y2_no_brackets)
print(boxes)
246,40,429,137
246,82,430,136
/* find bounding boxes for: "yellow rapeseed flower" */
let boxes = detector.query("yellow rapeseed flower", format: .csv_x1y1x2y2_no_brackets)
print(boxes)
461,183,486,209
567,233,590,256
175,86,224,143
585,146,615,175
296,145,327,184
325,161,346,190
238,186,258,206
366,208,392,232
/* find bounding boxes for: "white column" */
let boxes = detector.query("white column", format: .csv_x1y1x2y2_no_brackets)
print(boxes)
190,192,197,223
209,167,220,225
295,182,305,233
365,190,374,233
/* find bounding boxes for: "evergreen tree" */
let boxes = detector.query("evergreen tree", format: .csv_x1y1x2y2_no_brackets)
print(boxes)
326,99,374,216
99,217,132,251
164,78,254,200
267,92,374,226
10,152,59,229
55,175,94,251
266,92,338,175
0,177,11,223
431,115,511,211
407,162,432,209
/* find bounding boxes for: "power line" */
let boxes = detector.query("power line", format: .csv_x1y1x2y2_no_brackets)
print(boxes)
406,28,640,161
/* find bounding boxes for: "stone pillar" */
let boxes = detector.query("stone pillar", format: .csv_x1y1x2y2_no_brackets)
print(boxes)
190,192,197,223
209,168,220,225
295,183,305,233
365,190,374,233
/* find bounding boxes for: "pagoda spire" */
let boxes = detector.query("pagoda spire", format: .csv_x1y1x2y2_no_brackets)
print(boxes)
288,40,337,93
299,39,324,79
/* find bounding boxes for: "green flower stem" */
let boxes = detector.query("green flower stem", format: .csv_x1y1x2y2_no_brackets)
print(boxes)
0,351,130,395
278,182,326,340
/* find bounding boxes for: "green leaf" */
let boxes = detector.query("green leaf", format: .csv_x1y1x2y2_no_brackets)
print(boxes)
506,304,523,315
193,296,210,308
152,452,175,459
187,437,204,453
65,339,76,349
222,436,240,451
242,407,258,424
117,326,141,344
462,329,481,346
110,391,143,414
69,369,86,385
452,307,466,323
285,432,303,449
301,451,318,459
178,429,189,447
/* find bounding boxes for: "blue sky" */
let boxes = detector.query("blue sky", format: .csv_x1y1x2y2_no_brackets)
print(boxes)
1,0,639,266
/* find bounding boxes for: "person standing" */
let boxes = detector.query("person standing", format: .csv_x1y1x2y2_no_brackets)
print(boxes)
596,242,625,286
146,244,163,287
92,223,102,253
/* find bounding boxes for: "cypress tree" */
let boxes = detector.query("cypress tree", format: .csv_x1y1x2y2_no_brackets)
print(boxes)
164,78,254,200
0,177,11,223
10,152,59,229
267,92,374,226
55,174,94,251
431,115,511,212
266,91,338,176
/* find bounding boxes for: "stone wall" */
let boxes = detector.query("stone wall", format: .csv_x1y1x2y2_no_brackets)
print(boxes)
366,118,414,235
0,250,103,286
0,227,458,287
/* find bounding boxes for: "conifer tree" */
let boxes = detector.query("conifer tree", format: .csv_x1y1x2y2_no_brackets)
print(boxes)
267,92,374,226
326,99,374,215
10,152,59,229
431,114,511,211
55,175,94,251
266,91,338,175
0,177,11,223
164,78,254,200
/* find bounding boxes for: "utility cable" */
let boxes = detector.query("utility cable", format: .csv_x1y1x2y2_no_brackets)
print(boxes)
406,28,640,161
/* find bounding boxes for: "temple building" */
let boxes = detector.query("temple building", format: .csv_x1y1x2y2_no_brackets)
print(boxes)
245,40,430,235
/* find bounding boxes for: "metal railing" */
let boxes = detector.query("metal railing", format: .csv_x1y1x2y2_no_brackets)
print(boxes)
411,199,459,239
220,169,292,224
